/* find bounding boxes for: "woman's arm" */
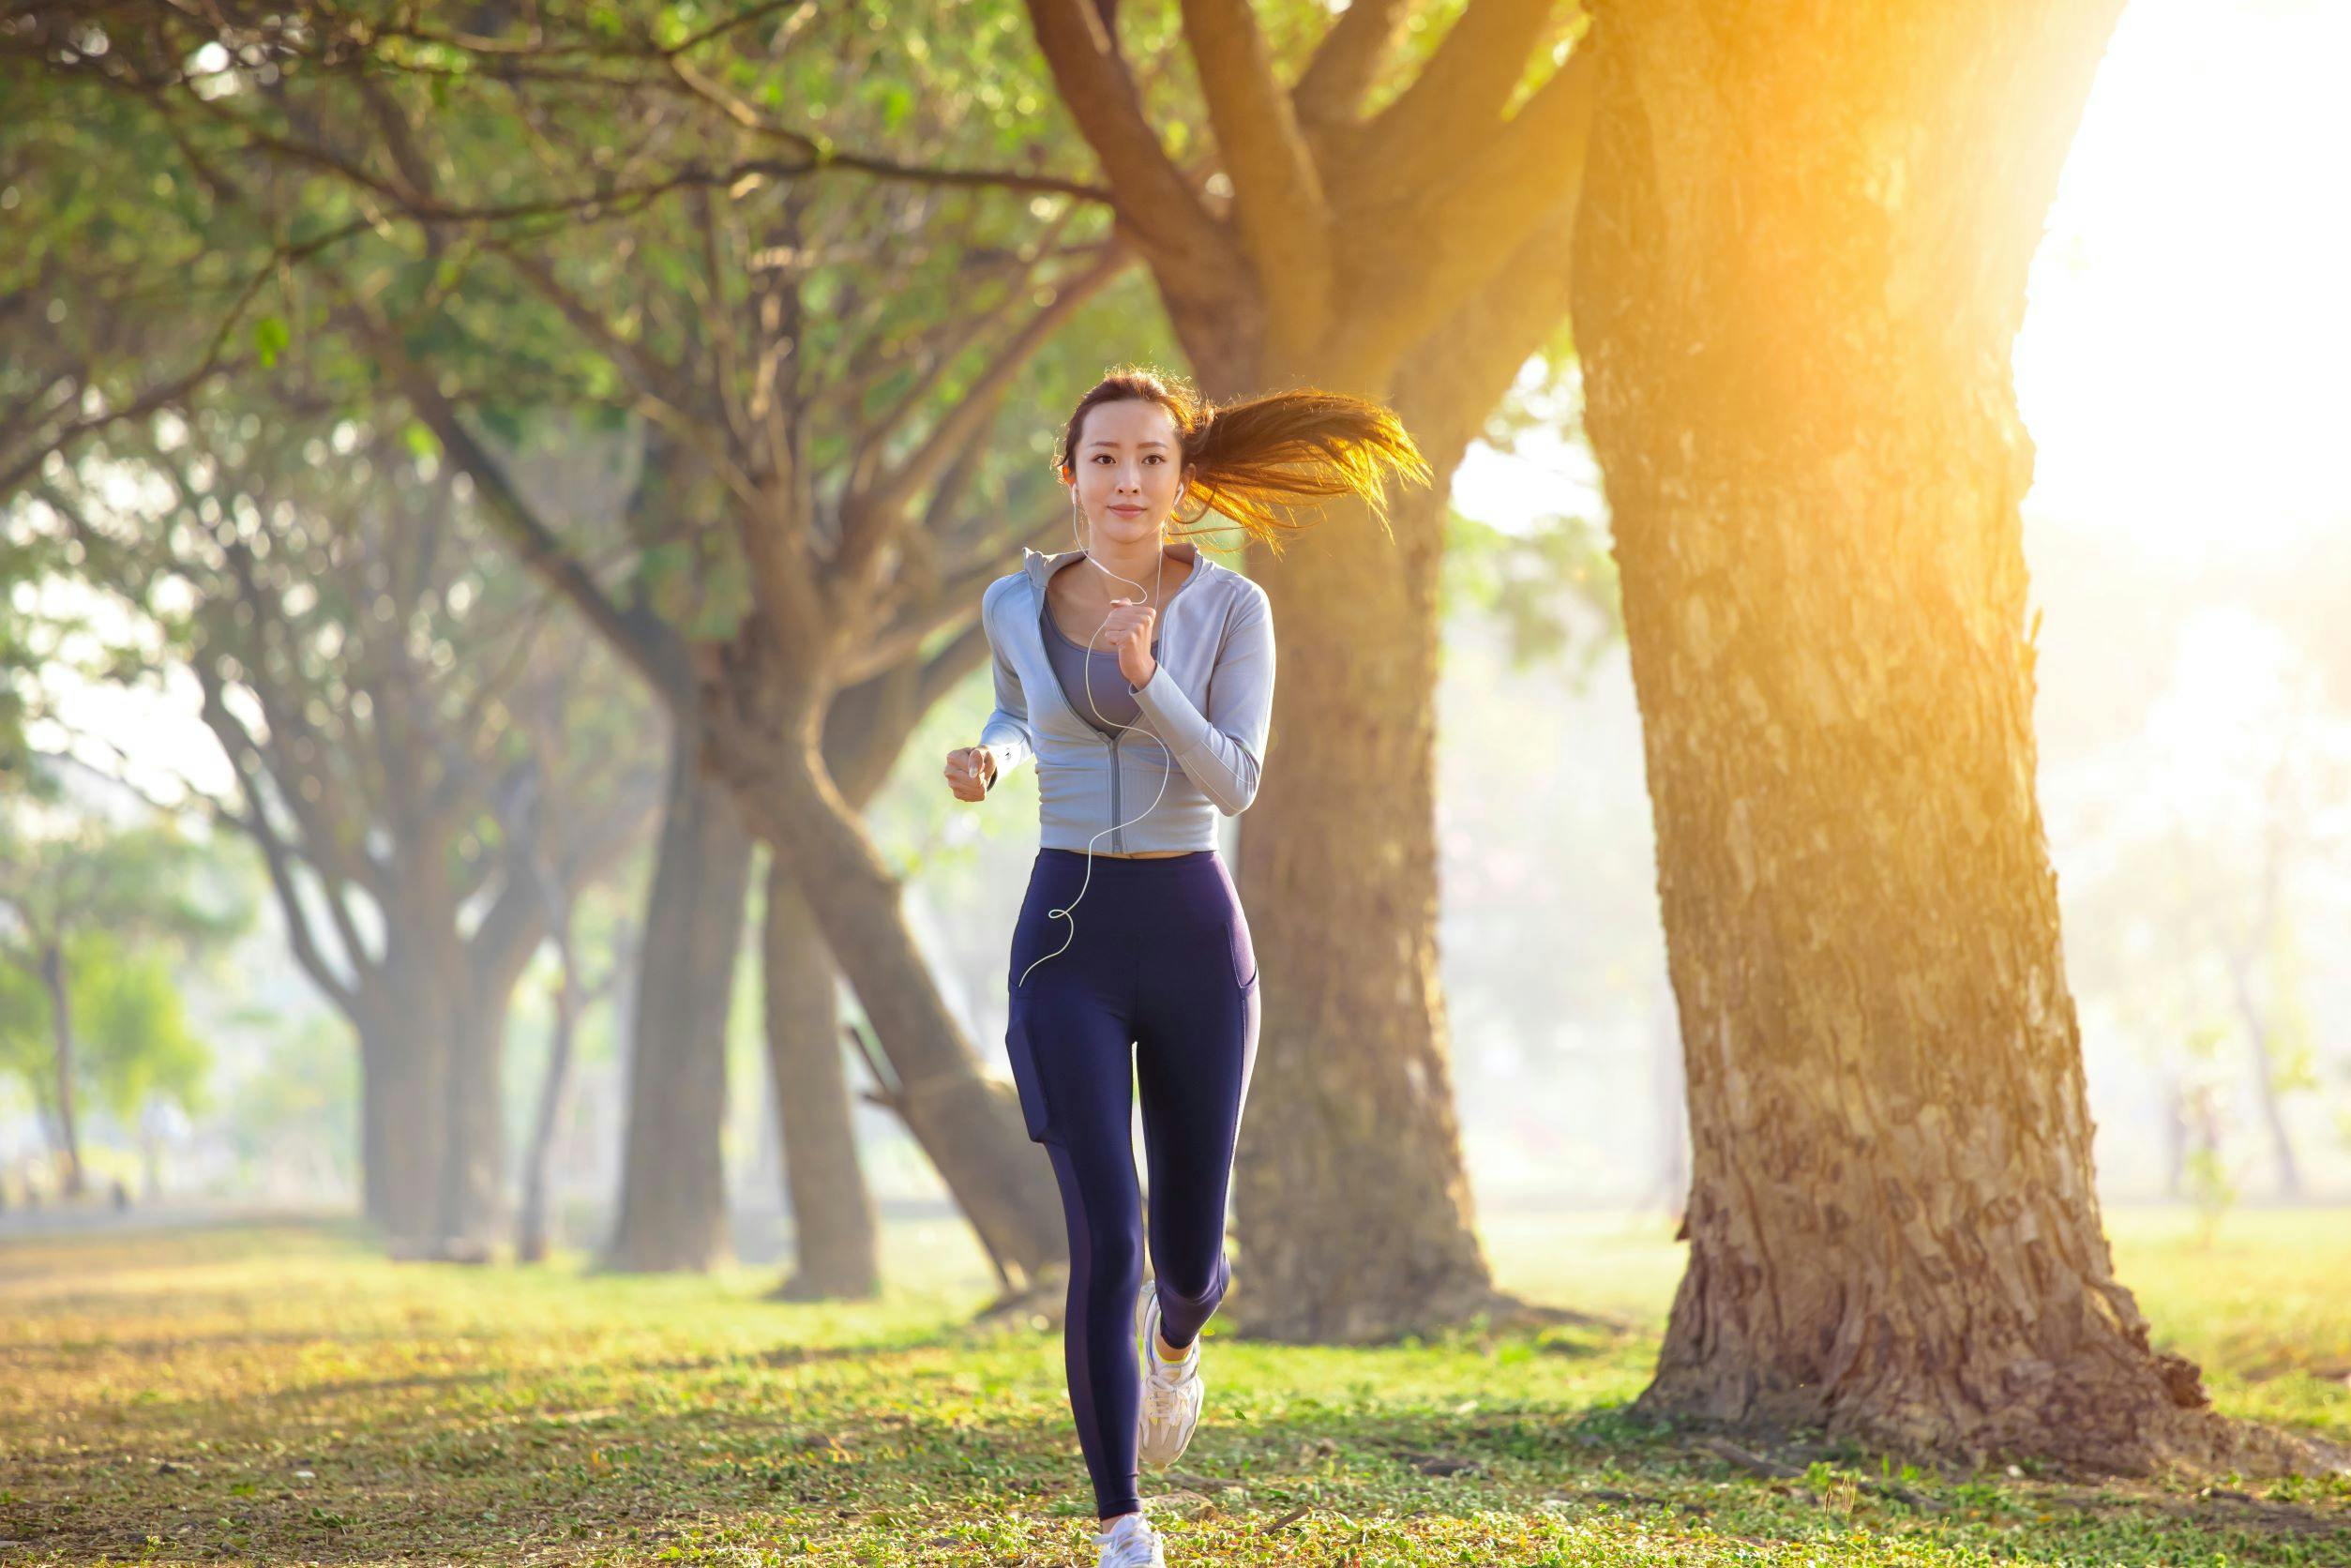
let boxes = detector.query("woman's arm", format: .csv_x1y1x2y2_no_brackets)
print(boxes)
1125,586,1274,815
976,583,1034,790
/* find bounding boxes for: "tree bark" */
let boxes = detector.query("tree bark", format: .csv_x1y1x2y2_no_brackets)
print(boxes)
357,952,452,1249
1016,0,1607,1336
1569,0,2321,1472
1228,424,1495,1340
363,1038,446,1245
602,719,755,1273
1138,179,1586,1341
1215,230,1583,1337
760,856,881,1301
431,989,513,1259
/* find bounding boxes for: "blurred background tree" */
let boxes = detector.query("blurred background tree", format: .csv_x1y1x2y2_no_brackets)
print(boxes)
0,773,249,1198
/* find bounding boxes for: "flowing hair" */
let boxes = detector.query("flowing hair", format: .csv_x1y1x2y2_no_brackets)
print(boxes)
1054,364,1434,553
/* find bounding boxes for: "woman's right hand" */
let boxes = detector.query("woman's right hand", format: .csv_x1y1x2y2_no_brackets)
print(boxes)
944,746,995,802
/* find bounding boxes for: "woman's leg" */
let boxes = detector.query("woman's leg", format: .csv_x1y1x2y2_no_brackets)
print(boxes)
1011,988,1149,1519
1004,853,1153,1523
1133,858,1260,1351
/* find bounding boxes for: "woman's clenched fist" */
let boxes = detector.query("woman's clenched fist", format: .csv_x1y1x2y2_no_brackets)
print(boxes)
944,746,995,802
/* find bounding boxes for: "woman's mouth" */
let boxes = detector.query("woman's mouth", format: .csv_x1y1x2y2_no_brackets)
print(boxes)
1108,505,1147,517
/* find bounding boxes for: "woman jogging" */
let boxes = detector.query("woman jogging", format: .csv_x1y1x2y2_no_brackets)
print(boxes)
942,365,1429,1568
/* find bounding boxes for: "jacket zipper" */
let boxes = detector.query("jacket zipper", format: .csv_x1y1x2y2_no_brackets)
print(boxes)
1034,567,1193,856
1032,585,1127,852
1108,731,1123,853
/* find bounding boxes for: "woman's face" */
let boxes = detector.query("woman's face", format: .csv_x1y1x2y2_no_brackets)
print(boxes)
1064,398,1186,550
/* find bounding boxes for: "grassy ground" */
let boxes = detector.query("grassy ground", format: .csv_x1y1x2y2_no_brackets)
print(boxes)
1,1206,2344,1566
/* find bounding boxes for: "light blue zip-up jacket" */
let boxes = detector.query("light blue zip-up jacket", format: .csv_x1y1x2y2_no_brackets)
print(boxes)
977,542,1275,853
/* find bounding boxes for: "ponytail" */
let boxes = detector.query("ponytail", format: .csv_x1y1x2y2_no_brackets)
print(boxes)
1055,364,1433,552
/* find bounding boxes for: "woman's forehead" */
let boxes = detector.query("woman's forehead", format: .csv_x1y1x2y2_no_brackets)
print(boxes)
1080,400,1180,447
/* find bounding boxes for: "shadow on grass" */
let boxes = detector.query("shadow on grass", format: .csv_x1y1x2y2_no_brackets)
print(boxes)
7,1217,2348,1564
8,1373,2348,1565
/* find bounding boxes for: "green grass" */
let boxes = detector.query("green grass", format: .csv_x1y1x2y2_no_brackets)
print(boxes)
1,1207,2344,1565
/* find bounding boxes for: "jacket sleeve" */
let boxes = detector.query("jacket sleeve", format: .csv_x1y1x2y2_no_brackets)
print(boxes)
1126,585,1274,815
977,585,1034,791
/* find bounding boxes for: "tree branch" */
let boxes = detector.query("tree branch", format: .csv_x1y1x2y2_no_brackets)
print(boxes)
1336,0,1567,212
1343,42,1600,370
1021,0,1233,273
1292,0,1414,130
191,656,378,1007
354,302,693,709
1177,0,1334,339
863,242,1131,527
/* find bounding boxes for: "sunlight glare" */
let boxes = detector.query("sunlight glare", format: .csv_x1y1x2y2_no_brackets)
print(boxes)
2017,0,2351,557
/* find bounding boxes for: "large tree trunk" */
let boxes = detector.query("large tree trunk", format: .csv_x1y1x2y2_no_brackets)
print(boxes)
1569,0,2320,1473
760,858,880,1301
432,989,519,1259
1172,158,1594,1339
39,944,83,1199
1228,418,1495,1341
358,961,451,1248
602,724,755,1272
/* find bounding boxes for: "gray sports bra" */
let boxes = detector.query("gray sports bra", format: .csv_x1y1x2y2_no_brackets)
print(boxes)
1037,566,1199,737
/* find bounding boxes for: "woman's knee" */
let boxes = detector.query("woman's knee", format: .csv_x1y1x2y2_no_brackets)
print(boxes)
1156,1250,1229,1308
1082,1222,1146,1289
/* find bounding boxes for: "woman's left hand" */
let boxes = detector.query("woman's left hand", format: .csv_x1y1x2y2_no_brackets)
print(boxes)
1102,598,1157,688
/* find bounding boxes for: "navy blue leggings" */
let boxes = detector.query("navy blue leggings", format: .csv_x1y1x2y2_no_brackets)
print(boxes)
1003,847,1261,1519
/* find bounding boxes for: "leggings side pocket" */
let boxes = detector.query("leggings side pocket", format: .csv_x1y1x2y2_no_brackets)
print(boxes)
1002,1005,1054,1144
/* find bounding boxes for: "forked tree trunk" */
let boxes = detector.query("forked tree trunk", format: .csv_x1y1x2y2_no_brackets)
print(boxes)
1177,162,1595,1338
1570,0,2326,1472
1228,406,1495,1341
702,696,1068,1286
760,857,880,1301
603,724,755,1272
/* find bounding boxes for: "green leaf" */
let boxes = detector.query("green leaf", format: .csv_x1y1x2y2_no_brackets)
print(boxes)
251,315,290,369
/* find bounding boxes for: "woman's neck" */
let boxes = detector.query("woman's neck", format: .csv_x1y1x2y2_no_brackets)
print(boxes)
1083,536,1184,597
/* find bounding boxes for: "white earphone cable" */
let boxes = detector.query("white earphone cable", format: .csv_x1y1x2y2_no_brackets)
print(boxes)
1016,488,1184,988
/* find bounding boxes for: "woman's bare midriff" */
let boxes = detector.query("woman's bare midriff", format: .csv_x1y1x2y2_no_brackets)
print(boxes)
1096,849,1193,858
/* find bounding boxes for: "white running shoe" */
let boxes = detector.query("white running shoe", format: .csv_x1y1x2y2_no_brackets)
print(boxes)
1136,1281,1205,1468
1092,1509,1167,1567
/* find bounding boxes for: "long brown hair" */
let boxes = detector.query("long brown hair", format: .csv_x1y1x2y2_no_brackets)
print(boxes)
1054,364,1434,552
